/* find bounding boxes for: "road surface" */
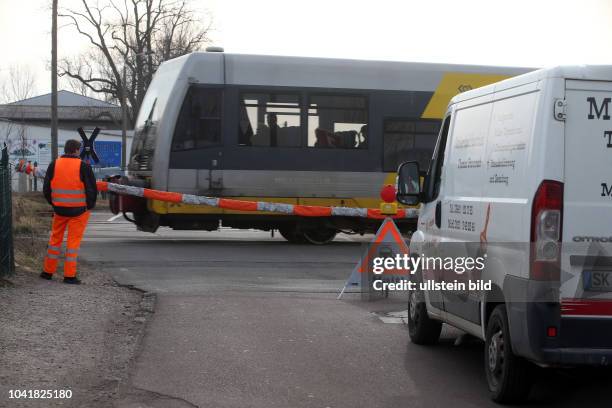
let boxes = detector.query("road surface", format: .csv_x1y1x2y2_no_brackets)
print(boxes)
80,212,611,408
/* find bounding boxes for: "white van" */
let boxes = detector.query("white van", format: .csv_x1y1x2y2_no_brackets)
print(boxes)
396,66,612,403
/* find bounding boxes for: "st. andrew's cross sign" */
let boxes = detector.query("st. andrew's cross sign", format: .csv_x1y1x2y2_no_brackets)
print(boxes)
77,127,100,164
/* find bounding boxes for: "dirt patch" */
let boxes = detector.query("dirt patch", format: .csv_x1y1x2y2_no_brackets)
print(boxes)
0,262,153,408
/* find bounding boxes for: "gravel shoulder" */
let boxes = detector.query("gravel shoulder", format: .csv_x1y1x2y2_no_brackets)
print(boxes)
0,262,153,408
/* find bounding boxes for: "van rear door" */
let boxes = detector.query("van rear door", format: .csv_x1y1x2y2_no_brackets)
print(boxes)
562,80,612,318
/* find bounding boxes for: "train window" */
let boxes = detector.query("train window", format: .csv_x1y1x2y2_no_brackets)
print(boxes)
172,87,222,151
308,95,368,149
239,93,301,147
383,119,440,172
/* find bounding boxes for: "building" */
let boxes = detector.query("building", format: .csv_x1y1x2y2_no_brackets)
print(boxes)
0,91,133,190
0,90,122,129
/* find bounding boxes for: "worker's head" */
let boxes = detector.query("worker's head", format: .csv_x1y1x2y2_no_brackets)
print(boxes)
64,139,81,156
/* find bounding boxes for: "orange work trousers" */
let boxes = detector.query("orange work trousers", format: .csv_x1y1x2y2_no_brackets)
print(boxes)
43,211,90,278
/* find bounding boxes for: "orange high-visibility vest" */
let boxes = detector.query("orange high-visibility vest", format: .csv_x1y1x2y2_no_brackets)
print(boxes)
50,157,86,207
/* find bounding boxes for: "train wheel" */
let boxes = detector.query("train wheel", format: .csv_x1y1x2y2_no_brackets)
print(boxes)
302,228,337,245
279,227,306,244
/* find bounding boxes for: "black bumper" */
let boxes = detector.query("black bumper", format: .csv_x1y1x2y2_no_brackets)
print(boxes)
505,276,612,367
540,348,612,366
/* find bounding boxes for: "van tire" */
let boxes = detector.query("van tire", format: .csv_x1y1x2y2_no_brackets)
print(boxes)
407,289,442,345
485,305,532,403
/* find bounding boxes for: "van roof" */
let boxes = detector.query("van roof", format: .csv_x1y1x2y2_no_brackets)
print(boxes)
450,65,612,104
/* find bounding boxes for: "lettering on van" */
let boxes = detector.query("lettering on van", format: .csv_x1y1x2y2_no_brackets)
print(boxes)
494,126,523,137
587,99,612,195
487,159,516,169
604,131,612,148
492,142,525,152
447,218,475,232
449,203,473,215
454,137,484,149
489,174,509,186
457,158,482,169
573,235,612,242
587,97,611,120
447,201,476,232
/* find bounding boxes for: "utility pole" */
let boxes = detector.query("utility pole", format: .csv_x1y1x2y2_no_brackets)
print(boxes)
121,64,127,171
51,0,58,160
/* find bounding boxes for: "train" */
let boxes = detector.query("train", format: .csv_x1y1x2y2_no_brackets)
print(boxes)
111,49,530,243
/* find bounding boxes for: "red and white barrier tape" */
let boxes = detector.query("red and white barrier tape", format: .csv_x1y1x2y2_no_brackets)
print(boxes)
15,160,418,220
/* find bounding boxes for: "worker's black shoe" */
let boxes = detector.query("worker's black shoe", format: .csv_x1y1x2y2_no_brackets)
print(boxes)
40,272,53,280
63,277,82,285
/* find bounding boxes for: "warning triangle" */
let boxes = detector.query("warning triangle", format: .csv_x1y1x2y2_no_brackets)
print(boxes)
337,218,410,299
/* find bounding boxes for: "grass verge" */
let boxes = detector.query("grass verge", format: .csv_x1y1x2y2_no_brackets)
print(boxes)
11,192,52,271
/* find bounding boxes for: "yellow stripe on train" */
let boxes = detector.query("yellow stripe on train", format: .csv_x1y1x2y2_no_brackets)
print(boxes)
421,72,512,119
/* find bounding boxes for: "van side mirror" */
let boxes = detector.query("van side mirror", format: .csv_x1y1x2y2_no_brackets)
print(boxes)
396,161,421,205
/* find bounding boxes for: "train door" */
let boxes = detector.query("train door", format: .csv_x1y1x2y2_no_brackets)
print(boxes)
170,85,224,194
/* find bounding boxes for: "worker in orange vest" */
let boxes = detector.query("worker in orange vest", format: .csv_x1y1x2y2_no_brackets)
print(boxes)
41,139,97,284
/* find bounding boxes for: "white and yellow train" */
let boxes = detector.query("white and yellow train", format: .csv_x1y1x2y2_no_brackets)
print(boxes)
117,49,530,243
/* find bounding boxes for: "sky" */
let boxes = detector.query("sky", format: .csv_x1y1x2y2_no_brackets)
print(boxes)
1,0,612,98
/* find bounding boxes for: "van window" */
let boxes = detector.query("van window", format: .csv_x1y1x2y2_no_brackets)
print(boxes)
172,87,222,151
445,102,491,199
239,93,301,147
308,95,368,149
424,115,451,201
383,119,440,172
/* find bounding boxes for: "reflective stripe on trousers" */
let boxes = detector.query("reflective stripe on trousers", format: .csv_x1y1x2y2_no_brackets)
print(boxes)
45,244,61,259
65,248,79,263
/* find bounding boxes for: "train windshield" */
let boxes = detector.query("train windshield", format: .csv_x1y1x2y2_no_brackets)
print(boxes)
129,64,179,171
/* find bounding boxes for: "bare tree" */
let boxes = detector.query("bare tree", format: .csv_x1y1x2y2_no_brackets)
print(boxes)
0,110,32,166
1,120,19,153
66,74,94,98
0,65,37,159
58,0,212,125
0,65,37,104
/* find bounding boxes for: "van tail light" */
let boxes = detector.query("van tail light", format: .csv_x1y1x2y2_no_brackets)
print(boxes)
530,180,563,280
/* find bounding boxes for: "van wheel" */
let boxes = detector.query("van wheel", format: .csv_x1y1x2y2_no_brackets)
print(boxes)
485,305,532,403
279,227,306,244
302,228,337,245
407,289,442,344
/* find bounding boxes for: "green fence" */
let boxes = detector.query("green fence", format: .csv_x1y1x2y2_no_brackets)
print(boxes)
0,144,15,277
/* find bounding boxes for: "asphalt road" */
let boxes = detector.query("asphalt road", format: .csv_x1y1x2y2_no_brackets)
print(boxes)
81,212,612,408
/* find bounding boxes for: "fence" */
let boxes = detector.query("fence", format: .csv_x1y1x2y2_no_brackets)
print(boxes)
0,144,15,277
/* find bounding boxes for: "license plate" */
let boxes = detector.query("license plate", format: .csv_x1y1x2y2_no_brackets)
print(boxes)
584,270,612,291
